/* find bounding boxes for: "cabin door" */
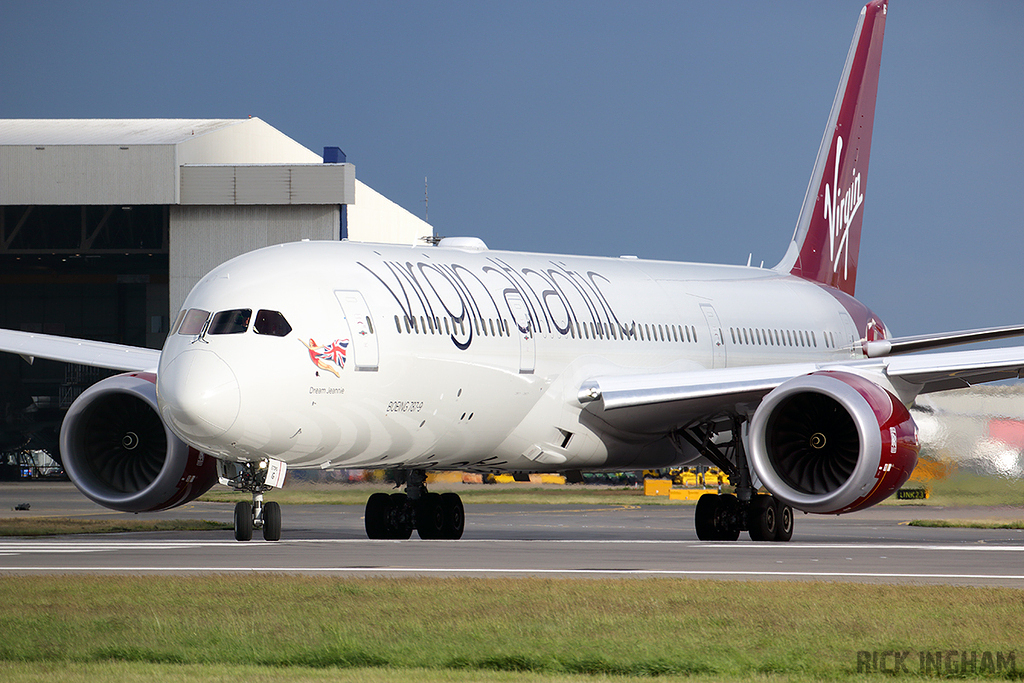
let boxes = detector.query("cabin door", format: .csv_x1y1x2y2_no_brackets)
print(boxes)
334,290,379,371
505,292,535,374
699,303,727,368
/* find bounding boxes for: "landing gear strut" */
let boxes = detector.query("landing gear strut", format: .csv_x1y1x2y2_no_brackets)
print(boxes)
222,460,282,542
364,469,465,540
674,418,794,542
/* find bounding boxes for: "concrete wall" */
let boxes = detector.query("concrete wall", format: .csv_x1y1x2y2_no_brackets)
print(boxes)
169,205,339,313
0,145,176,205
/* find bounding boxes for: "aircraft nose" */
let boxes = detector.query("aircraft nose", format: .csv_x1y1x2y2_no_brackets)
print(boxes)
158,348,240,441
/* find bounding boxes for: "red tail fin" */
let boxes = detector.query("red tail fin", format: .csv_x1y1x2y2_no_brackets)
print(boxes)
775,0,887,296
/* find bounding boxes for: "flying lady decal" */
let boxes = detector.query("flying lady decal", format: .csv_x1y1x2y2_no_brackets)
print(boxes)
301,338,349,377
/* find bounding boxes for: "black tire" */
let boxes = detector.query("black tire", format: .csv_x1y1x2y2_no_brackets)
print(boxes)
716,494,741,541
233,500,253,542
694,493,720,541
416,492,445,540
747,495,778,542
440,492,465,540
263,501,282,542
389,493,413,539
365,492,390,539
774,502,794,542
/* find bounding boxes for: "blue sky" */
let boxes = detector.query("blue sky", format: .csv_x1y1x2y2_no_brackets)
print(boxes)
2,1,1021,336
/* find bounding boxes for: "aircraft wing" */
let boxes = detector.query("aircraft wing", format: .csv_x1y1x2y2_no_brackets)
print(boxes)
883,346,1024,393
0,328,160,372
578,346,1024,434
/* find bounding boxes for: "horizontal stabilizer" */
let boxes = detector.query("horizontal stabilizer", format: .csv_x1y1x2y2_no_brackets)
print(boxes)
865,324,1024,357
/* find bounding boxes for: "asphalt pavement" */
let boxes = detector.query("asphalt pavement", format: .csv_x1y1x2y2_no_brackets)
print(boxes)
1,482,1022,586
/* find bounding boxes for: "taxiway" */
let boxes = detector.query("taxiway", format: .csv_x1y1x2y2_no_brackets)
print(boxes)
1,483,1022,587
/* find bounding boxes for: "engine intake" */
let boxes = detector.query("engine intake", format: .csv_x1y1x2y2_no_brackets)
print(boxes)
748,371,918,514
60,372,218,512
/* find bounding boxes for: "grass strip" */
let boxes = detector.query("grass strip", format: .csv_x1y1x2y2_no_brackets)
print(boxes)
0,661,780,683
197,470,1024,507
0,576,1021,680
909,519,1024,530
896,471,1024,508
0,518,231,537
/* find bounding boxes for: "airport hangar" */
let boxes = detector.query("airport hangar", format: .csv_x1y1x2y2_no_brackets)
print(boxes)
0,118,432,460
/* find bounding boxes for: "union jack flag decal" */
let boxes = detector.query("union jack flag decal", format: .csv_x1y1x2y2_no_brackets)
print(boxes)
319,339,349,367
302,337,350,377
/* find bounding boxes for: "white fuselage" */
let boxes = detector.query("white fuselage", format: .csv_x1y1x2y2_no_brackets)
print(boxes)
156,240,870,473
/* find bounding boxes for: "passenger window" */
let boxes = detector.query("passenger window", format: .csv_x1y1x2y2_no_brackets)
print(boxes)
209,309,251,335
177,308,210,335
254,310,292,337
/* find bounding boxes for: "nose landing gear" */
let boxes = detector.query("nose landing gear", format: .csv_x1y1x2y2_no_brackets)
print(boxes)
220,459,284,542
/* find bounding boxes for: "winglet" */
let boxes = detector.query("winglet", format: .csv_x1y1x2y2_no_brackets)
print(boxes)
774,0,887,296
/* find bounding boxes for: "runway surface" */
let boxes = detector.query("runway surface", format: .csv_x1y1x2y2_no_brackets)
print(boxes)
2,482,1023,587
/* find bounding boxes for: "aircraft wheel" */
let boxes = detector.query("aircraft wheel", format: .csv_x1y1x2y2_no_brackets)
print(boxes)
774,502,794,542
262,501,282,542
389,493,413,539
233,500,253,542
747,494,778,542
695,493,741,541
416,492,445,540
365,492,390,539
717,494,741,541
440,492,465,540
694,493,720,541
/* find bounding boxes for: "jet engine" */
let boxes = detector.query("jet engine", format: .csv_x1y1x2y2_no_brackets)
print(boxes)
748,370,918,514
60,372,218,512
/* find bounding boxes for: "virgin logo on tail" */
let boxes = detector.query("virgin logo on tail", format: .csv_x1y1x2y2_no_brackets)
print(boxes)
824,136,863,281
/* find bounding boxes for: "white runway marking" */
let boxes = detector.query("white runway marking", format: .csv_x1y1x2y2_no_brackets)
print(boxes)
1,539,1023,552
0,540,239,556
2,566,1023,583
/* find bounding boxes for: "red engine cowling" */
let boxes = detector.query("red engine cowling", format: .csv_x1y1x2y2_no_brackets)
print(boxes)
748,370,918,514
60,372,218,513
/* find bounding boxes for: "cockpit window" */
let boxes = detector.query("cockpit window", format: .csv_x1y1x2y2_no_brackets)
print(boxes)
254,310,292,337
208,309,252,335
177,308,210,335
169,310,186,336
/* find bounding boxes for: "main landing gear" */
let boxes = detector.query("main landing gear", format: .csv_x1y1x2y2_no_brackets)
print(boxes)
693,491,793,542
223,460,282,542
364,469,465,540
674,418,794,542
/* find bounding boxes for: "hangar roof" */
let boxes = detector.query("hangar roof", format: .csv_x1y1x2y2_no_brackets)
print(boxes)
0,117,350,205
0,119,243,146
